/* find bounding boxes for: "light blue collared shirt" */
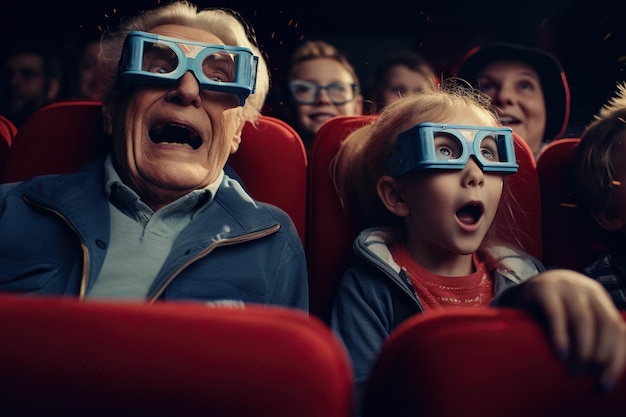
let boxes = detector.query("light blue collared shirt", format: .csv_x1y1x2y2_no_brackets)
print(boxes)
86,155,223,300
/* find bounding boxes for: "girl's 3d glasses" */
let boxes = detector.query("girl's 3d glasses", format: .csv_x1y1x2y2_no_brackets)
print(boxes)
118,31,258,106
386,123,519,177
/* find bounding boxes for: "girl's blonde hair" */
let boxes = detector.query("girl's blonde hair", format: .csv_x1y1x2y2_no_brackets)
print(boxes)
332,83,496,225
99,1,269,124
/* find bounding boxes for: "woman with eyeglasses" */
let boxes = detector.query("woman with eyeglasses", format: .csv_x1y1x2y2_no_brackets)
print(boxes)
283,40,363,151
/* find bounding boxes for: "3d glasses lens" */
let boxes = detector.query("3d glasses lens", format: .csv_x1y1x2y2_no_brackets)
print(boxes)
119,31,258,106
387,123,518,177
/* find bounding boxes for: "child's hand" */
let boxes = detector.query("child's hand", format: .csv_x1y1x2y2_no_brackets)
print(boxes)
517,269,626,392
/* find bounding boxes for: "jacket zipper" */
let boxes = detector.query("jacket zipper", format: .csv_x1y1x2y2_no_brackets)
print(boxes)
24,194,280,302
362,238,426,313
23,195,91,299
146,225,280,302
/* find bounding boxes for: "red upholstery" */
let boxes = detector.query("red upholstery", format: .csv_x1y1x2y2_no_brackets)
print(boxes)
364,307,626,417
0,293,353,417
0,115,17,173
537,138,605,270
0,100,307,243
0,114,17,139
230,116,307,243
0,100,109,183
305,116,541,323
306,115,377,322
507,132,543,261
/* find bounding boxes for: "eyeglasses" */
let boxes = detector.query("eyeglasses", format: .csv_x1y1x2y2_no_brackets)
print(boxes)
289,80,357,105
118,31,259,106
386,122,518,177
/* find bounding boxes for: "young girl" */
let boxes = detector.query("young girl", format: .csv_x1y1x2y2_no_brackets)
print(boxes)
329,86,626,416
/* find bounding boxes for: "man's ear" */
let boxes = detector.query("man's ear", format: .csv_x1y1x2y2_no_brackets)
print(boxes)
592,208,625,231
230,115,246,154
377,176,410,217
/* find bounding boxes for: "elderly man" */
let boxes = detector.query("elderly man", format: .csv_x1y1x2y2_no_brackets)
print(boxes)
0,1,308,310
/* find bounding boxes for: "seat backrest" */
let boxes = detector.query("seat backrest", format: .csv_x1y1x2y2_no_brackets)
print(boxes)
229,115,307,243
0,100,307,243
0,293,353,417
506,132,543,261
0,114,18,139
306,115,377,322
305,116,541,323
0,100,109,183
364,307,626,417
0,115,17,173
537,138,605,270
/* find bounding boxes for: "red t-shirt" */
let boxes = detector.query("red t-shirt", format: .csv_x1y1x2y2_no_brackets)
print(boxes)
389,241,494,312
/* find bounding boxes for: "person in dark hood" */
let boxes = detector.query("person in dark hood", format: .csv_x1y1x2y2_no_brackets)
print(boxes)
456,42,570,160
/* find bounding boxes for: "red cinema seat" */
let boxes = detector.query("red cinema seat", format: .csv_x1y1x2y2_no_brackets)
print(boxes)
0,115,17,173
306,115,377,322
0,293,353,417
230,116,307,243
364,307,626,417
537,138,605,270
506,131,543,262
0,100,109,183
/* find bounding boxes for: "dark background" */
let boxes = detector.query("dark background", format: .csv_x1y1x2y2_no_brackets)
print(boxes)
3,0,625,130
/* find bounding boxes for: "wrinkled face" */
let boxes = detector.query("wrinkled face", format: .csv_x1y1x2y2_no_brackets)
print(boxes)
290,58,362,136
109,24,242,210
476,60,546,154
396,114,504,262
381,65,433,107
3,53,48,113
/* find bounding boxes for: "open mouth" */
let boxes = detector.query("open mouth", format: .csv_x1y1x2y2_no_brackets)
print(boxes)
456,203,483,225
149,124,202,150
498,116,521,126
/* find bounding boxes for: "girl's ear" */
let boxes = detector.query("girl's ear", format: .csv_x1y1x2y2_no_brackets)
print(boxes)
592,208,624,231
377,176,410,217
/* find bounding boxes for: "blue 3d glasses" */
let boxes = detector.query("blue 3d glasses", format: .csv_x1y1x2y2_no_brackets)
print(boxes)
118,31,258,106
386,123,519,177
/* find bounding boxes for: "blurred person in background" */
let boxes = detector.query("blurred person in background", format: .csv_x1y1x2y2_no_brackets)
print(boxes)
282,40,363,152
366,49,438,114
456,42,570,160
1,39,63,126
